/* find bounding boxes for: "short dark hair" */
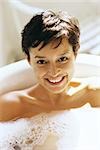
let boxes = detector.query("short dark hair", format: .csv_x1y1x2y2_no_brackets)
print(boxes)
21,10,80,60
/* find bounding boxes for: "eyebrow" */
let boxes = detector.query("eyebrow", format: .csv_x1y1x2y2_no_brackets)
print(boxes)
34,51,70,59
34,56,46,59
59,52,70,56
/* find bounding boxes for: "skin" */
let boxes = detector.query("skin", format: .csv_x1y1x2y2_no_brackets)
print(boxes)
0,37,100,122
29,37,75,102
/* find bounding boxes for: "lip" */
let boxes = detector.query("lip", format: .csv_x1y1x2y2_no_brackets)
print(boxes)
45,76,66,86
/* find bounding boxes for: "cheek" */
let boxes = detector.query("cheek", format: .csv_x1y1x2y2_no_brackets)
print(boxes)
34,67,47,79
69,61,75,72
63,61,74,71
68,62,75,78
62,60,75,77
30,61,48,81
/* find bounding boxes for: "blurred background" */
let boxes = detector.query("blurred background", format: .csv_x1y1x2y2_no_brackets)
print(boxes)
0,0,100,67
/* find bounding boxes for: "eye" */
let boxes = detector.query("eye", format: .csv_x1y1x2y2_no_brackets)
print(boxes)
57,56,69,62
36,60,48,64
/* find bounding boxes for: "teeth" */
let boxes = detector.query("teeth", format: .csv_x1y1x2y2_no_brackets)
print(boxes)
48,77,63,83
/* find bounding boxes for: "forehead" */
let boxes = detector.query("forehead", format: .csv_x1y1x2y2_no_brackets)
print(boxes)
30,37,72,57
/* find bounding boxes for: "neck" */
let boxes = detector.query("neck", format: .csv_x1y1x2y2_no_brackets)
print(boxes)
37,84,70,107
27,83,71,108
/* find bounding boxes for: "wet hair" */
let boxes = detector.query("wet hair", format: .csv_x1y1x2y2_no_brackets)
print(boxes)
21,10,80,60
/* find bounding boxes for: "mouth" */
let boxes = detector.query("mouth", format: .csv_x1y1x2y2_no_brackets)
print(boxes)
45,76,66,85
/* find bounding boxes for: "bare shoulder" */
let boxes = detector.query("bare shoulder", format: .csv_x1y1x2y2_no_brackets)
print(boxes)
65,81,91,108
88,88,100,107
0,91,24,122
69,80,100,108
0,86,45,122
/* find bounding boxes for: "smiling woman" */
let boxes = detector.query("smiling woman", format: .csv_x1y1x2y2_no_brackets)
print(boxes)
29,37,75,95
0,10,100,150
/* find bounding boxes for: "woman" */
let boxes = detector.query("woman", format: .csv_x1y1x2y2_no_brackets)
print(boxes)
0,10,100,149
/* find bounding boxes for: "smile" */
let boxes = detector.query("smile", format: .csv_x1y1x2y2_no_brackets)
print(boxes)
46,76,65,85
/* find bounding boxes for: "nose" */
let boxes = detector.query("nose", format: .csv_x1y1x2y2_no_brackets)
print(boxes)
48,63,61,77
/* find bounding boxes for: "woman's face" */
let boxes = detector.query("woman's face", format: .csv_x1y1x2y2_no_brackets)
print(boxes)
29,37,75,94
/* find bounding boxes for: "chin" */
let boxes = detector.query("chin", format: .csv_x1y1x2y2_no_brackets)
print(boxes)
44,84,68,94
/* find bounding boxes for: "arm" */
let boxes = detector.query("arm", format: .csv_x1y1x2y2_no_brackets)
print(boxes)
88,89,100,107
